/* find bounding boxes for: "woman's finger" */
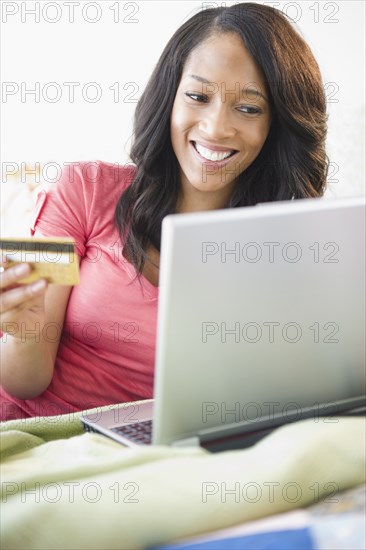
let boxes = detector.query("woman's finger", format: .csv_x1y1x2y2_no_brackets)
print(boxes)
0,279,48,314
0,263,32,290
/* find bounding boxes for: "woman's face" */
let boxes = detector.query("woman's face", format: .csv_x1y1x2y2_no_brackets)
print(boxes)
170,32,272,206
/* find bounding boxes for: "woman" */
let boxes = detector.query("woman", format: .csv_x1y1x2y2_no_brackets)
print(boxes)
0,3,328,420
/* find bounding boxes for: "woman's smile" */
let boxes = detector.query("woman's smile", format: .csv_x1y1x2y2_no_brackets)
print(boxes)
190,139,239,168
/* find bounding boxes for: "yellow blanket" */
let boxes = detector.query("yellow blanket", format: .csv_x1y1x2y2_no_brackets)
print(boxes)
1,409,365,549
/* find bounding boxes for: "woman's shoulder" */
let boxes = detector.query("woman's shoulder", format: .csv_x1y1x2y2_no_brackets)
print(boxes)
58,160,136,192
30,160,136,238
40,160,136,210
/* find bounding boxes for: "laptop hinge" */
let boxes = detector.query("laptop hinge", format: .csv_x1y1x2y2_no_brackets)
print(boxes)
170,436,200,447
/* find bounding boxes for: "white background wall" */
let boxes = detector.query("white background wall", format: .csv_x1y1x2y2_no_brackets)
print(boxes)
1,0,365,213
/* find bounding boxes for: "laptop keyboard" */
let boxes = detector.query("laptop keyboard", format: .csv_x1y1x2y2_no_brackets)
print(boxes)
111,419,153,444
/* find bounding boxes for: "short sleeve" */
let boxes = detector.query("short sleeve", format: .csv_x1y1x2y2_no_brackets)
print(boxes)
29,161,136,259
29,162,95,258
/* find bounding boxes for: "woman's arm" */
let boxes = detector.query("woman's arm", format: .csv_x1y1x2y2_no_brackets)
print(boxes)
0,259,79,399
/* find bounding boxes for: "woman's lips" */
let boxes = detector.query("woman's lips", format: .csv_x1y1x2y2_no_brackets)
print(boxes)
190,141,239,169
194,140,238,153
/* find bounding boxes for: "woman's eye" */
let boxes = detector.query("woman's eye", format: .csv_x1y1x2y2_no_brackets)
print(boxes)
185,93,262,114
185,92,209,103
237,105,261,114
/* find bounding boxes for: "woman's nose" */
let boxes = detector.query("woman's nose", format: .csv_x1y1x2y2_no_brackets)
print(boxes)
198,103,236,141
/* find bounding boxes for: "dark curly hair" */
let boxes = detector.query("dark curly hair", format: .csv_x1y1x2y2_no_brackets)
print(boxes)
115,2,329,275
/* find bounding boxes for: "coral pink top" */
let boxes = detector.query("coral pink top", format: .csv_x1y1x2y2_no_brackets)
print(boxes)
1,161,158,420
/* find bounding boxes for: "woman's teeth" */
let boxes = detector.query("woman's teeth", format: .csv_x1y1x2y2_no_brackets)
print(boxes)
194,142,235,162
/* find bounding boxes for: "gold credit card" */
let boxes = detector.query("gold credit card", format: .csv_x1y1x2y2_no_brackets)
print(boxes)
0,237,80,285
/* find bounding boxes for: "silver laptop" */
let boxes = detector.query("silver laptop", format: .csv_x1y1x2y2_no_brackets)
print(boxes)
81,196,366,450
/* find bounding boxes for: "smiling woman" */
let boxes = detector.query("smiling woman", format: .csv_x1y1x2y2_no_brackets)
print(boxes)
170,32,272,210
0,3,329,420
117,2,328,277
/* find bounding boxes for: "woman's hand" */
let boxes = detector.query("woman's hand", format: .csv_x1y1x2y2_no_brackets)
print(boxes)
0,255,75,399
0,258,48,342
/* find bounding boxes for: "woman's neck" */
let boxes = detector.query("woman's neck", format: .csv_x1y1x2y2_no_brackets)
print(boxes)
176,177,235,214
